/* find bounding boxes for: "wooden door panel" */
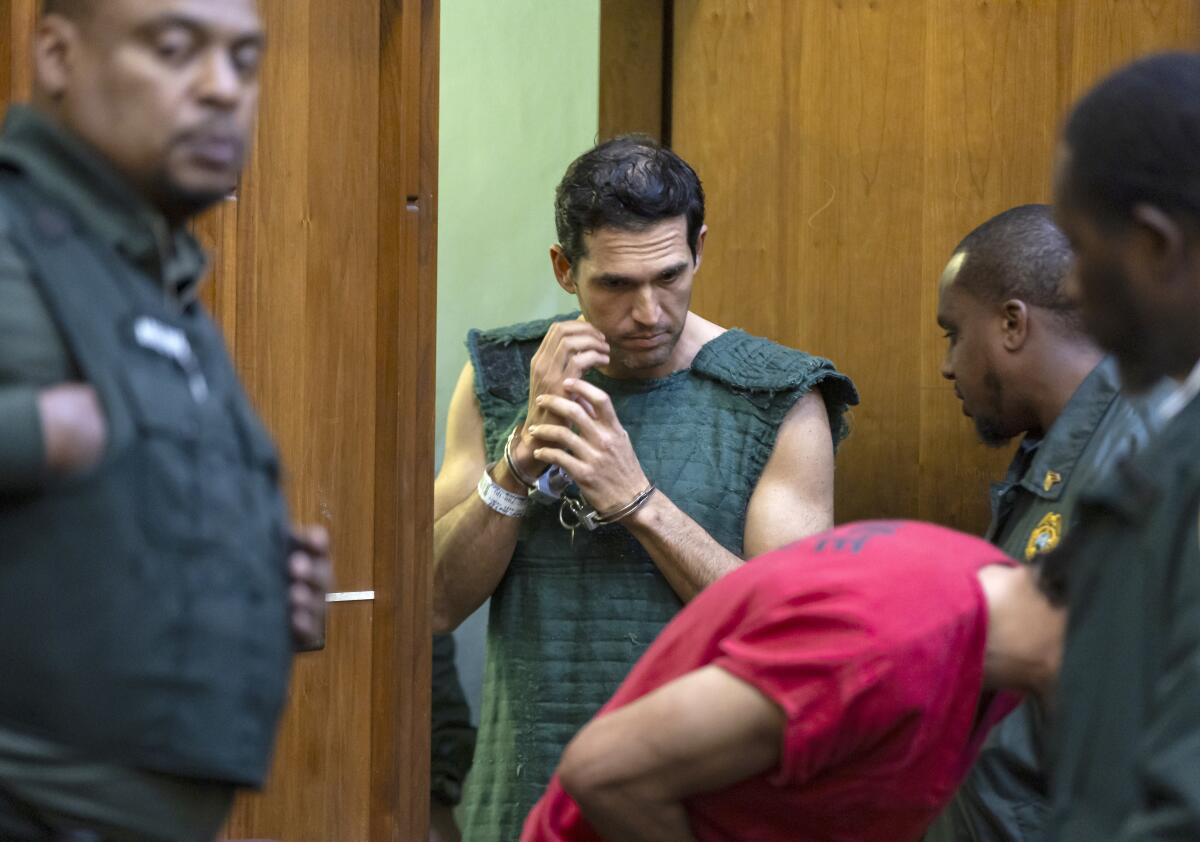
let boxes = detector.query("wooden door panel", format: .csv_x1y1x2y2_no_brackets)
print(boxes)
674,0,930,524
224,603,374,842
917,0,1063,527
670,0,1198,534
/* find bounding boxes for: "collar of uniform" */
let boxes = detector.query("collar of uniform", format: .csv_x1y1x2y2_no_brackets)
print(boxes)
0,105,206,304
991,435,1040,505
1158,356,1200,425
1079,383,1200,520
986,436,1040,541
1016,356,1122,502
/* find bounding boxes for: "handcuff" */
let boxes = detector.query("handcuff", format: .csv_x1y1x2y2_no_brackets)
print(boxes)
505,425,656,542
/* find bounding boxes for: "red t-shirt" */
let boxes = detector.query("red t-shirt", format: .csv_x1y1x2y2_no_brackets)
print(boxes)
521,521,1019,842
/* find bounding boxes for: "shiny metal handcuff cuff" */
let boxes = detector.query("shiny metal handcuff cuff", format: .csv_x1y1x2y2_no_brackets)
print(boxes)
505,426,656,540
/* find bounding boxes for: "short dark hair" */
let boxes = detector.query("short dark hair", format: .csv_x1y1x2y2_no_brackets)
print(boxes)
554,135,705,265
1063,51,1200,228
952,204,1080,331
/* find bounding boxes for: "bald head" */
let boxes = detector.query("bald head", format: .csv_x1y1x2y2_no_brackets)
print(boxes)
948,204,1079,331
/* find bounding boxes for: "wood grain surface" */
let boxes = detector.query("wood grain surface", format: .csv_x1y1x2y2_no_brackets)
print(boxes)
667,0,1198,533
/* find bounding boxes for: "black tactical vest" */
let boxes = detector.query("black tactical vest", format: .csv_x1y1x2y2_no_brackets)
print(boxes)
0,173,291,787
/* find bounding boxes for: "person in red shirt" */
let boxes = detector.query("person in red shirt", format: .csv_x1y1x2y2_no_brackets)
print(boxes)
520,521,1064,842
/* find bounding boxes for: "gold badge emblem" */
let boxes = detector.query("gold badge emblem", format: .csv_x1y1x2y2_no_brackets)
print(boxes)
1043,470,1063,493
1026,512,1063,561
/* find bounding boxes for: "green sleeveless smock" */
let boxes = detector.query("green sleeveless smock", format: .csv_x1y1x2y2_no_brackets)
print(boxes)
460,314,857,841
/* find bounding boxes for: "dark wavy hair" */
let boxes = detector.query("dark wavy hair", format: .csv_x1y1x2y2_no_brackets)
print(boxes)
554,135,705,265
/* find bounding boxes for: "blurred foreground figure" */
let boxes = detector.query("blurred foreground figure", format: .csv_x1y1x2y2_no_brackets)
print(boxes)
522,521,1064,842
1044,51,1200,840
0,1,330,839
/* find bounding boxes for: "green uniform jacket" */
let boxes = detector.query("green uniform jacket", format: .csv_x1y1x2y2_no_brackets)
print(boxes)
0,106,291,789
0,107,206,491
1046,384,1200,840
926,358,1160,842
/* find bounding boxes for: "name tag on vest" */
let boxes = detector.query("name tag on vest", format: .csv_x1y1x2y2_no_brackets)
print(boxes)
132,316,209,403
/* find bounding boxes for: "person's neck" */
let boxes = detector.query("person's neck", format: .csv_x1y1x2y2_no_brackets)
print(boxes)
1024,342,1106,436
596,311,725,380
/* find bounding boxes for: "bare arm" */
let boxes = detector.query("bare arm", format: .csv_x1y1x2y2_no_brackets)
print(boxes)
433,322,612,631
533,384,835,602
741,390,834,556
627,390,835,599
557,665,784,842
37,384,108,476
977,564,1065,705
432,362,526,633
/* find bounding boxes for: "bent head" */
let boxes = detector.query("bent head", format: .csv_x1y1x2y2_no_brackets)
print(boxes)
1054,52,1200,391
551,136,707,377
35,0,265,222
937,205,1080,444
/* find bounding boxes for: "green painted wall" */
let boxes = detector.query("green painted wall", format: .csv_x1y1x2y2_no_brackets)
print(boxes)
437,0,600,464
437,0,600,721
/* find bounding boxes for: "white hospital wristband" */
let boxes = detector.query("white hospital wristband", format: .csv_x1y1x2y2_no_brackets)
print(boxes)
477,465,529,518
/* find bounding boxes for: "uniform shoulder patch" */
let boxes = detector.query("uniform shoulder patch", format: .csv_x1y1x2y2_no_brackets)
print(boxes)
1026,511,1063,561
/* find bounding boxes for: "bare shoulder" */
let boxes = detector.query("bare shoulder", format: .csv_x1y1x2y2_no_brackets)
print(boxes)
677,311,727,364
687,312,727,342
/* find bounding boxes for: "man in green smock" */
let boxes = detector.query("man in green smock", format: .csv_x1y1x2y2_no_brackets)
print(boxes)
926,204,1161,841
0,1,331,839
432,136,858,842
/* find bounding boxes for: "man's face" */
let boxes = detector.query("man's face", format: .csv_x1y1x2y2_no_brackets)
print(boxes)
1053,144,1200,391
41,0,264,219
937,253,1017,446
563,217,703,377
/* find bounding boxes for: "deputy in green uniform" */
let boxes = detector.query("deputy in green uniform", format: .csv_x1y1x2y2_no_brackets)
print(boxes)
926,205,1162,841
431,136,858,842
0,1,331,839
1042,52,1200,839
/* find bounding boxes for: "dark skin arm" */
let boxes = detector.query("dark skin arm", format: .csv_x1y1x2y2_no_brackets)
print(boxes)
287,524,334,651
37,383,108,475
557,665,784,842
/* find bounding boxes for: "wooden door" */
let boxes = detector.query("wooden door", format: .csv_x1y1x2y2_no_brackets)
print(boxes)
664,0,1199,534
200,1,438,839
3,0,438,838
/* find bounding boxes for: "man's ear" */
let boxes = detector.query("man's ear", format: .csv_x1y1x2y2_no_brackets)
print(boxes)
550,245,577,294
999,299,1029,352
33,14,79,102
1129,203,1188,290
